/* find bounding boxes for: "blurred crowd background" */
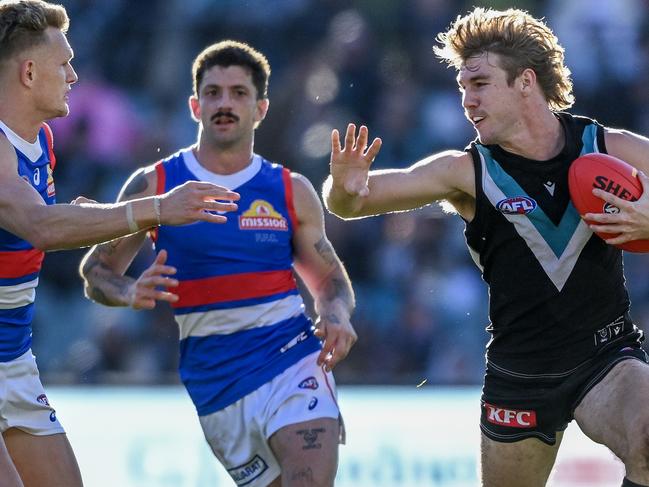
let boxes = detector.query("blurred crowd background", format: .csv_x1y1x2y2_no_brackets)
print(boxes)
35,0,649,386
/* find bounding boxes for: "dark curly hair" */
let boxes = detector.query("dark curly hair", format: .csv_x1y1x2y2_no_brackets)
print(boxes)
192,40,270,100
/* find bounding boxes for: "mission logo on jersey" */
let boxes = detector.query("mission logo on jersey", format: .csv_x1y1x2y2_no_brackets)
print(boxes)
46,164,55,197
239,199,288,231
496,196,537,215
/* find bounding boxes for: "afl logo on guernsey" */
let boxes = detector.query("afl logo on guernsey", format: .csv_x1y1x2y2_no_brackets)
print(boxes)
496,196,537,215
239,200,288,231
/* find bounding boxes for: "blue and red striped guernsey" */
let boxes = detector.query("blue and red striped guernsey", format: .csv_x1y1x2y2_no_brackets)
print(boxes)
154,149,320,415
0,121,56,362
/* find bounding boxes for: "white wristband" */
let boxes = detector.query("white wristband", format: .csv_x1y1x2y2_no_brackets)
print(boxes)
153,197,161,226
125,201,139,233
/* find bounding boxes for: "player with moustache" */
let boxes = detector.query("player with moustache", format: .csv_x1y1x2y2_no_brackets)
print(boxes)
324,7,649,487
80,40,356,487
0,1,240,486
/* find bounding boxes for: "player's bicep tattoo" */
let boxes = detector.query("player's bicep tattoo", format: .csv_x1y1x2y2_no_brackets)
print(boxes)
122,171,149,198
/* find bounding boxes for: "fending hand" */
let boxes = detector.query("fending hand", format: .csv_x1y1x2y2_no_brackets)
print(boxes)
330,123,382,197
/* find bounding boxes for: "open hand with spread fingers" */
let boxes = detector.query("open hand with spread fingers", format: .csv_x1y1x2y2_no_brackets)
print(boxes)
127,249,179,310
330,123,382,197
159,181,240,225
585,171,649,244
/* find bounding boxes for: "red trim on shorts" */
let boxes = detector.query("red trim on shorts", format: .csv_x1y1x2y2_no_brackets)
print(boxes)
322,367,339,408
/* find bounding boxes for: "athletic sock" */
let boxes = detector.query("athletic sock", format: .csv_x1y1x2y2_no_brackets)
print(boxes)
622,478,649,487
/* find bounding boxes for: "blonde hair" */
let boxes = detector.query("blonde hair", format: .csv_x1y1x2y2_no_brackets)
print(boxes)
0,0,69,64
435,7,574,111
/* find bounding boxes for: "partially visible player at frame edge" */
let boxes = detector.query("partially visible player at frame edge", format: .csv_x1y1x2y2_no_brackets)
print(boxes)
80,40,356,487
324,7,649,487
0,1,241,487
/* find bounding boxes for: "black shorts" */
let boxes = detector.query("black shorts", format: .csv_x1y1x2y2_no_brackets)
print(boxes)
480,342,648,445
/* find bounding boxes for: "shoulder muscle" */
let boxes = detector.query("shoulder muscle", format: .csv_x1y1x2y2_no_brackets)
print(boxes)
118,164,158,201
604,128,649,175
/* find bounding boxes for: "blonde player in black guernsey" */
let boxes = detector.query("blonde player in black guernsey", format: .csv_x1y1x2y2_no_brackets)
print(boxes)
324,7,649,487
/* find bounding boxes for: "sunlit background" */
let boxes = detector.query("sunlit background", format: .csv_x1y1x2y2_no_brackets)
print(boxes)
29,0,649,485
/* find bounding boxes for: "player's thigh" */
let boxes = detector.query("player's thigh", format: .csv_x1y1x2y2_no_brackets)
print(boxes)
0,433,23,487
3,428,82,487
268,417,339,487
574,358,649,460
481,431,563,487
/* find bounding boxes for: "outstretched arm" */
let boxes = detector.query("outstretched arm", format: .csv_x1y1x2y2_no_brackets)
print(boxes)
322,123,475,220
291,173,356,371
0,136,239,250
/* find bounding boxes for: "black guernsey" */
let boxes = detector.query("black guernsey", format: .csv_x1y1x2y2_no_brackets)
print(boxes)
465,112,643,376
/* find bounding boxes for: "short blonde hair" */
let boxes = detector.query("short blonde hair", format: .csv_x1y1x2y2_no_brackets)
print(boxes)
0,0,69,64
435,7,574,111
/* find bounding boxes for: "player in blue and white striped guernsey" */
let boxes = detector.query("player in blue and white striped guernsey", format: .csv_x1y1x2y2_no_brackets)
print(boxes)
0,3,239,485
81,40,357,487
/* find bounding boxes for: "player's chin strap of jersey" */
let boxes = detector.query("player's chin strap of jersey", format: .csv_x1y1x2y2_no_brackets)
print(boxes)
623,477,649,486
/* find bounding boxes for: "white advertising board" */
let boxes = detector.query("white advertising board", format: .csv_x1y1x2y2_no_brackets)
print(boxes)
47,386,624,486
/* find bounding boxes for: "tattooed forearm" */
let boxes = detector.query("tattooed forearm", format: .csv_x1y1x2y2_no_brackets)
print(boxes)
80,242,120,279
122,171,149,198
87,286,109,304
314,237,336,266
296,428,325,450
81,253,134,306
322,277,353,307
103,239,122,256
84,272,132,306
80,254,101,278
323,313,341,324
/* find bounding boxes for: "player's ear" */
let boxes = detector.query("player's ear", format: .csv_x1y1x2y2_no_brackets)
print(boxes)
519,68,536,96
19,59,36,88
189,95,200,122
255,98,269,124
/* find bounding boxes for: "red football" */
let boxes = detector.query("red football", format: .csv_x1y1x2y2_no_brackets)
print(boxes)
568,152,649,252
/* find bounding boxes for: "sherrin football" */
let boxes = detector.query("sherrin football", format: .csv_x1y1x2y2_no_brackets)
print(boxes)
568,152,649,253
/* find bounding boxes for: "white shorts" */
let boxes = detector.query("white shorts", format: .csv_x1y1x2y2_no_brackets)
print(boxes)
0,349,64,435
199,351,344,487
